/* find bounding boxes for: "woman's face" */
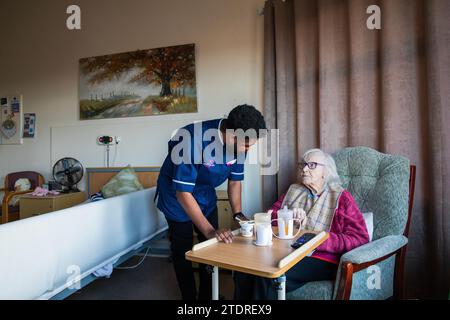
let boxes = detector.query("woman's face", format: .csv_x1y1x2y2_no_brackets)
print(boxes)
300,153,327,188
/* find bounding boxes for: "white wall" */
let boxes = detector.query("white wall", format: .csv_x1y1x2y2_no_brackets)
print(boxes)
0,0,265,215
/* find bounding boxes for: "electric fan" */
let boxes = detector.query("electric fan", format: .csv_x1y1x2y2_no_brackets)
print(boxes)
52,157,84,192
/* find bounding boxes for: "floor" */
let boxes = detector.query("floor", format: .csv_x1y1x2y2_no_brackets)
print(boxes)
67,254,235,300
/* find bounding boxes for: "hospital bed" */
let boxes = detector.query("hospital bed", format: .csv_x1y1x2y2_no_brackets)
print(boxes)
0,167,168,300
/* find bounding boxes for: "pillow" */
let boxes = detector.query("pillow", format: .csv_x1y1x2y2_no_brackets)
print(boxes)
9,178,31,206
362,212,374,242
14,178,31,191
101,166,143,198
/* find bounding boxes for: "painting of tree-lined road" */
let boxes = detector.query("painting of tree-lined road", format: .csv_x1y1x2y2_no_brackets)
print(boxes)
79,44,197,120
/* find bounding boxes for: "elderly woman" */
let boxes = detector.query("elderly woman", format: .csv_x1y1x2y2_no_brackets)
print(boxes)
234,148,370,300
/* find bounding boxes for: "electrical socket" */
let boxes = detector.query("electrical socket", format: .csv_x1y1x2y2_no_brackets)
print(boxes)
97,135,114,145
114,136,121,144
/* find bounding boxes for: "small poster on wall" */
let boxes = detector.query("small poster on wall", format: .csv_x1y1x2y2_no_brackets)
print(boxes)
23,113,36,138
0,95,23,145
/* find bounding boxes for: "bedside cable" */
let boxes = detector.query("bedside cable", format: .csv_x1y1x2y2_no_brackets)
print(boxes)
115,245,170,270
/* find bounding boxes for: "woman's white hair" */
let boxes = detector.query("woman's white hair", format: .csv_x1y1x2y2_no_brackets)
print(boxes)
302,148,342,186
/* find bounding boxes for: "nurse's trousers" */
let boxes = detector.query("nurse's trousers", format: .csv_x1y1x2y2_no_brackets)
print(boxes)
167,207,219,300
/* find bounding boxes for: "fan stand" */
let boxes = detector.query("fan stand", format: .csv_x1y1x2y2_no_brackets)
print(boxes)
60,185,80,193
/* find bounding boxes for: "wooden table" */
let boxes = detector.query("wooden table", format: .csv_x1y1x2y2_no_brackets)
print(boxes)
19,192,87,220
185,228,329,300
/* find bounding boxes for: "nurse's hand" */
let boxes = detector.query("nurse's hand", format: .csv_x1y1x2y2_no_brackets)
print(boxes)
208,229,234,244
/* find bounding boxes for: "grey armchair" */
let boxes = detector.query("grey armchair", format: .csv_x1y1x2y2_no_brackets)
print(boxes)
287,147,415,300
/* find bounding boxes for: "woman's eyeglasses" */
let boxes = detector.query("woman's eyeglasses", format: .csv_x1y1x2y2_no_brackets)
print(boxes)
299,161,325,170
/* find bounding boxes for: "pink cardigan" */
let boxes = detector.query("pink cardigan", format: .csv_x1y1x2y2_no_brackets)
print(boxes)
270,190,370,264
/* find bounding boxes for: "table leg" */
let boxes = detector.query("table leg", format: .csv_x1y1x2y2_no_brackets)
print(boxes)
275,274,286,300
212,266,219,300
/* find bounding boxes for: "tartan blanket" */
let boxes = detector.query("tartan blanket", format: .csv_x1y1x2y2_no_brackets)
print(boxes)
280,183,344,232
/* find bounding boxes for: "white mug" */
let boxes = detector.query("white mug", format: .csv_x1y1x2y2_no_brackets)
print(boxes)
254,222,273,246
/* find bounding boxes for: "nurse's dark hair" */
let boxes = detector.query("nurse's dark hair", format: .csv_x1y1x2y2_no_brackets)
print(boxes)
224,104,267,138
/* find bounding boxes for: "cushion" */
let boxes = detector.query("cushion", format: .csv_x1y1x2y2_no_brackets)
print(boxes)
9,178,31,206
362,212,374,242
287,280,334,300
14,178,31,191
101,166,143,198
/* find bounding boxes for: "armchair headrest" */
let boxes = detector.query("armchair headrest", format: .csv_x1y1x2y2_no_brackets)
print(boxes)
6,171,43,191
332,147,410,240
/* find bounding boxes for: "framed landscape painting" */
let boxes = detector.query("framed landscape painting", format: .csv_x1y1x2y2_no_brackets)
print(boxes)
79,43,197,120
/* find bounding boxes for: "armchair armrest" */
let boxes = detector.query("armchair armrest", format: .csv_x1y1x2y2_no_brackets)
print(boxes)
335,235,408,300
2,190,32,224
2,190,32,205
341,235,408,265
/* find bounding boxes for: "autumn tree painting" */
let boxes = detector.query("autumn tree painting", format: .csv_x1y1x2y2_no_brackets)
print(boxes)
79,44,197,120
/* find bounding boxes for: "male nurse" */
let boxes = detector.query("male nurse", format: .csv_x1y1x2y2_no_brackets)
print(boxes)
156,104,267,300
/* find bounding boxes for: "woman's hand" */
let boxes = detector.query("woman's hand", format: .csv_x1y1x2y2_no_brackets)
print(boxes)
207,229,234,244
293,208,307,229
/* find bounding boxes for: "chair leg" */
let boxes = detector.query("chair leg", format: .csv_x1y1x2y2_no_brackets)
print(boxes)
393,247,406,299
336,262,353,300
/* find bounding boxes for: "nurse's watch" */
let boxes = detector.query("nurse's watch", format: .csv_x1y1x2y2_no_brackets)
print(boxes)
233,212,246,221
